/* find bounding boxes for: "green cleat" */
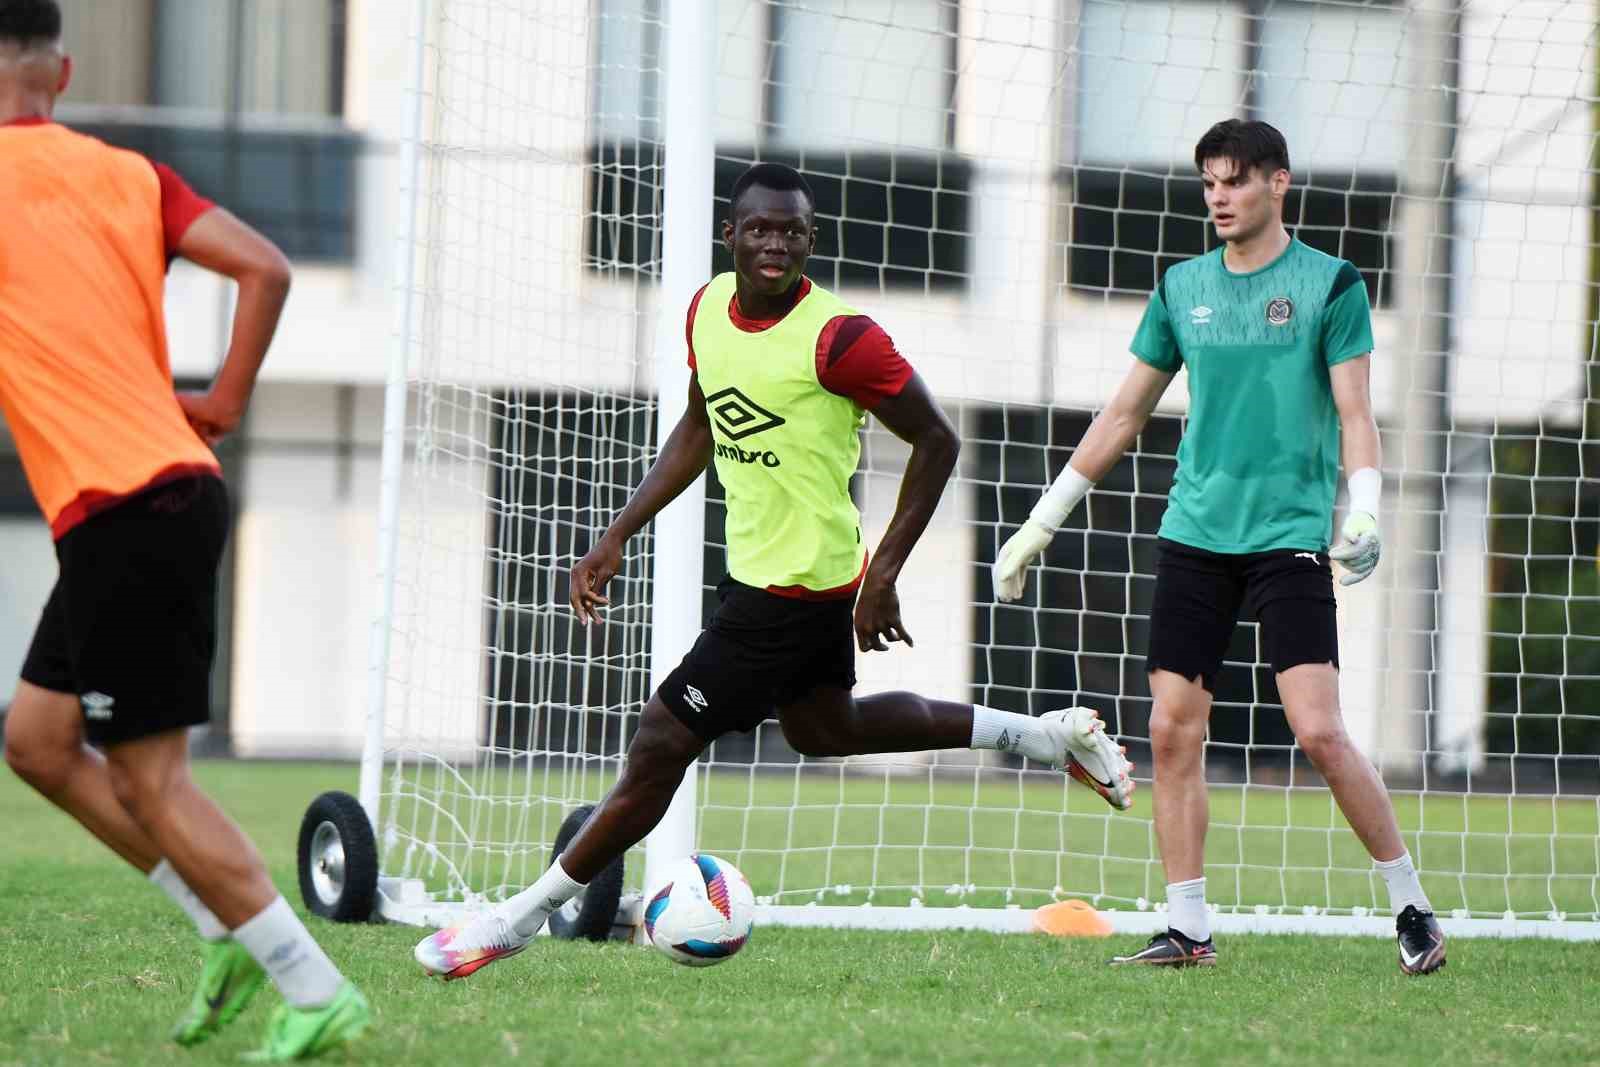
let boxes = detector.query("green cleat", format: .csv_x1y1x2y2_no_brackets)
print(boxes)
172,939,267,1047
243,981,370,1062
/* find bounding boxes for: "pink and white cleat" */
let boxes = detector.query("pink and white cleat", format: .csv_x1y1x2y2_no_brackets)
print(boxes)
414,914,529,980
1042,706,1136,811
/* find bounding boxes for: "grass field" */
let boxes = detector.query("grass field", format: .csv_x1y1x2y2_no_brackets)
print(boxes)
3,762,1599,1067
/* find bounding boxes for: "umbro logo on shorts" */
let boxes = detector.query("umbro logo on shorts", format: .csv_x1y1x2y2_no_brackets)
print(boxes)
705,387,785,441
684,685,709,713
81,691,115,720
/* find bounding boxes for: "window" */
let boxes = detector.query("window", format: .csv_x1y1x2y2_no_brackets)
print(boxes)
55,0,357,262
1255,1,1413,174
1070,0,1399,304
770,0,953,152
1075,1,1247,166
588,0,968,290
58,0,347,115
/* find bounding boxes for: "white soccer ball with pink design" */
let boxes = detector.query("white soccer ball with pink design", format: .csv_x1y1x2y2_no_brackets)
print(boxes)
643,854,755,967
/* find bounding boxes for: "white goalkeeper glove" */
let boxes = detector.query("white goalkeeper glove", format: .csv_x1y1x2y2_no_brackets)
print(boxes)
993,519,1056,602
1329,467,1382,587
992,464,1094,603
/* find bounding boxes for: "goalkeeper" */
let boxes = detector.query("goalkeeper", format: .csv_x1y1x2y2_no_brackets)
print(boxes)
413,162,1134,979
993,120,1443,975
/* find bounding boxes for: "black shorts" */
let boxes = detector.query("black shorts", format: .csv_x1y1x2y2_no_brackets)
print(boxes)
659,576,856,741
1146,537,1338,692
20,475,229,747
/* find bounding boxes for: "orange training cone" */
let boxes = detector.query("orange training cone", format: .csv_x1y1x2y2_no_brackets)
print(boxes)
1032,899,1113,937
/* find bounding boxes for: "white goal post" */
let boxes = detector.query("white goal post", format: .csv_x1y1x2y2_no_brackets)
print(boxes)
357,0,1600,942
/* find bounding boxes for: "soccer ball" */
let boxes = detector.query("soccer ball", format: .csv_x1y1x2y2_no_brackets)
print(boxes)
643,853,755,966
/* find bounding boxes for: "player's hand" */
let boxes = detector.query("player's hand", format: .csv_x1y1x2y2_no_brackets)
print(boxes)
1329,511,1381,586
570,537,623,624
176,389,245,446
992,518,1056,602
854,573,912,653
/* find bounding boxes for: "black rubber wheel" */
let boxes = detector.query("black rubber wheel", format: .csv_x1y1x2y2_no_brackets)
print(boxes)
297,790,379,922
545,804,623,941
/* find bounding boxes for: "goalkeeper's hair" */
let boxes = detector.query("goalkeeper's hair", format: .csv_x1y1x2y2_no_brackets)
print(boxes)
0,0,62,47
728,163,816,219
1194,119,1291,179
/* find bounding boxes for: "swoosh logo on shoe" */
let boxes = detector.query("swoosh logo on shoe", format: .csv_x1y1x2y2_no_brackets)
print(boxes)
1399,944,1427,968
206,972,233,1013
1069,759,1117,790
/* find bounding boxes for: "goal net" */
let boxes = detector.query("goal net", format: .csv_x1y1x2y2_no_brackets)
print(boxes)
366,0,1600,937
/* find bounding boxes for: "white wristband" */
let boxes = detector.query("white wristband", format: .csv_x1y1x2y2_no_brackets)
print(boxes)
1029,463,1094,531
1346,466,1381,519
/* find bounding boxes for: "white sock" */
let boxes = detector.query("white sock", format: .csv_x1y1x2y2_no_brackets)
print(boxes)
500,858,587,938
1166,877,1210,942
232,896,345,1008
1374,851,1432,915
970,706,1057,763
148,859,228,942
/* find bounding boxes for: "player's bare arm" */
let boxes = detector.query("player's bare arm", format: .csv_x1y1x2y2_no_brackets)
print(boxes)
570,373,713,624
853,371,959,652
1330,354,1379,477
1328,353,1383,585
173,207,292,444
993,359,1174,602
1062,359,1176,481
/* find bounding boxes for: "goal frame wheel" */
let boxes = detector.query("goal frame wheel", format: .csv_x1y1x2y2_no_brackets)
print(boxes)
296,790,379,923
545,804,624,941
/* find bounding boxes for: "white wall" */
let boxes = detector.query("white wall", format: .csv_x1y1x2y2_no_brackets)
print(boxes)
227,384,384,756
0,521,56,709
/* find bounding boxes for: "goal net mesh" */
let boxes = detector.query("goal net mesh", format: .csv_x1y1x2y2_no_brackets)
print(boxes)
375,0,1600,925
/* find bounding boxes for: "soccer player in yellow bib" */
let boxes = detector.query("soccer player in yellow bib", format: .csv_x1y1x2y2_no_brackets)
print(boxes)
413,163,1136,979
993,120,1444,975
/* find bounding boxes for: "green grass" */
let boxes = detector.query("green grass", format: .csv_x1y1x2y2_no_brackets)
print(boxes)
3,762,1600,1067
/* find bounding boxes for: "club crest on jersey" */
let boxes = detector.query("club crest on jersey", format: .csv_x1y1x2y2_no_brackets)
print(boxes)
1265,297,1294,326
705,386,785,441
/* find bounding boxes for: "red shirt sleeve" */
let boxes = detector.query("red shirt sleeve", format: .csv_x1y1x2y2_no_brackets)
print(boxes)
148,161,215,257
815,315,913,409
684,282,710,371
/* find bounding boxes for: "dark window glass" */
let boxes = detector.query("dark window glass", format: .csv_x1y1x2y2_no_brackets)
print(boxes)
1069,168,1396,306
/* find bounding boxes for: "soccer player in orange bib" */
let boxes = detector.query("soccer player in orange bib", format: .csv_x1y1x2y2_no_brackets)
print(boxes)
0,1,369,1057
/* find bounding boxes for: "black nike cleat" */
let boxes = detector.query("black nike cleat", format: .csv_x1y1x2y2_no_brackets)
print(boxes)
1396,904,1446,975
1108,928,1217,967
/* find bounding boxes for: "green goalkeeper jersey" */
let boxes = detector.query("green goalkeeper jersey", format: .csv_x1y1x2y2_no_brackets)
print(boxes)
1129,238,1374,554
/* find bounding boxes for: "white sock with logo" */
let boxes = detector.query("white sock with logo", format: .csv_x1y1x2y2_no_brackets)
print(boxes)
232,896,346,1009
1374,851,1432,915
499,858,587,938
1166,877,1210,942
148,858,228,942
969,706,1057,763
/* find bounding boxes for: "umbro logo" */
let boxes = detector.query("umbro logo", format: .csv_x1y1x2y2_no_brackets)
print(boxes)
996,729,1013,752
684,685,709,713
705,387,785,441
82,691,115,720
1189,306,1213,325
